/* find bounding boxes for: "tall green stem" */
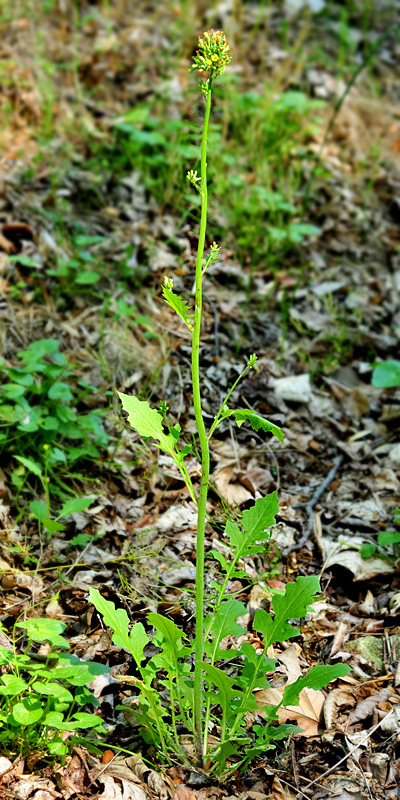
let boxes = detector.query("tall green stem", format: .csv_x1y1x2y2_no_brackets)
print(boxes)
192,77,213,766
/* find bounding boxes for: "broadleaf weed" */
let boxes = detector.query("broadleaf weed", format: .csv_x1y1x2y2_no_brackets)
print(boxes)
0,613,109,760
0,338,108,539
90,30,351,778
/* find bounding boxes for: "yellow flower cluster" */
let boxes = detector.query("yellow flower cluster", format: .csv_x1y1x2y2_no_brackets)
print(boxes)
190,29,231,84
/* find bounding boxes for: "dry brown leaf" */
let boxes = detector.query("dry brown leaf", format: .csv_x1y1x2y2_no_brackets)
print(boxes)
330,622,349,658
55,752,88,799
126,756,169,800
324,541,394,581
0,232,16,253
0,757,12,776
269,775,296,800
173,787,197,800
277,645,302,680
13,777,62,799
97,775,147,800
210,440,250,462
323,775,368,800
323,687,356,729
255,684,325,736
94,756,163,800
213,464,253,507
347,688,391,725
45,598,64,619
234,464,273,494
15,572,44,597
255,645,326,735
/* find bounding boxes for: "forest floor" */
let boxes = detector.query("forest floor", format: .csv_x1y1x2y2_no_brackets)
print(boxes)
0,2,400,799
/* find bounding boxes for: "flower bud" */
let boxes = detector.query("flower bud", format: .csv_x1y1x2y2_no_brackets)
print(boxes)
189,29,231,90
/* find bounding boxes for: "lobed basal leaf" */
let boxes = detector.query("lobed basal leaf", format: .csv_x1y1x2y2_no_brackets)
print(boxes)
253,575,320,647
281,663,351,708
89,589,149,667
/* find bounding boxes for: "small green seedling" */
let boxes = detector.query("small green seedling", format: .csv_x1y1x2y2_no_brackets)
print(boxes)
28,489,94,540
372,360,400,389
361,509,400,561
91,30,350,777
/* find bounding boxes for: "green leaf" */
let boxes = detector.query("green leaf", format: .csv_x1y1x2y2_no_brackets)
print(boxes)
75,271,101,285
70,533,92,547
264,723,301,741
44,710,105,731
223,520,242,550
208,741,240,772
29,500,48,521
32,682,73,702
41,416,60,430
288,223,320,243
17,408,44,432
0,649,17,666
12,699,43,726
281,663,351,707
48,381,74,401
14,455,42,477
70,712,106,729
42,519,66,534
372,360,400,389
206,600,247,655
254,575,320,647
361,543,377,559
47,739,68,756
239,642,275,689
74,686,99,707
0,676,28,696
208,549,229,573
54,661,110,686
89,588,149,666
2,383,26,399
377,530,400,548
203,663,244,716
48,447,66,463
15,618,69,649
241,491,280,543
58,496,93,517
43,711,64,728
74,235,104,246
224,492,279,554
147,612,184,651
120,104,150,125
8,255,41,267
19,339,59,358
0,404,25,423
233,410,284,444
118,393,177,455
162,283,194,330
6,369,34,386
44,711,64,727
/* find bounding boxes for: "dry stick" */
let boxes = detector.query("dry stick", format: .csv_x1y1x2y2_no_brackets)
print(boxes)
277,775,335,799
88,754,119,787
302,711,394,791
287,454,343,553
